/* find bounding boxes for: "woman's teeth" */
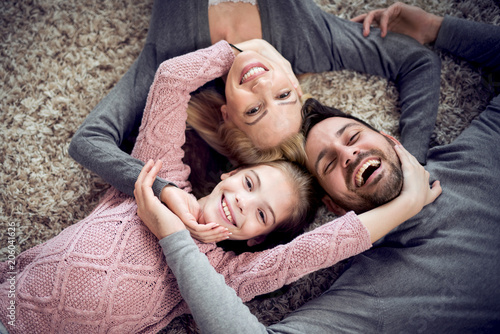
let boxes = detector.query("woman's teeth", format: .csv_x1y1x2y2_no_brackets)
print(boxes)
241,67,266,84
222,199,233,223
355,159,381,187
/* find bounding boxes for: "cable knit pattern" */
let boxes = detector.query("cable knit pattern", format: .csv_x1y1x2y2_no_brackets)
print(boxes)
0,41,370,334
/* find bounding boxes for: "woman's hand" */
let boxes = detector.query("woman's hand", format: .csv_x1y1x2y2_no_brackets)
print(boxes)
351,2,443,45
233,39,303,97
161,186,231,243
134,160,186,239
394,144,442,214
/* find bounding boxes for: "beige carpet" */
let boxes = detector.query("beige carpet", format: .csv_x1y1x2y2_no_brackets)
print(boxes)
1,0,499,332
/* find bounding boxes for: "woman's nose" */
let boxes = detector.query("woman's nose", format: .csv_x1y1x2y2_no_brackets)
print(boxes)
251,77,271,93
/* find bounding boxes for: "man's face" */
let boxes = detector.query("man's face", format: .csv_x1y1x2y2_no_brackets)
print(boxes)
305,117,403,214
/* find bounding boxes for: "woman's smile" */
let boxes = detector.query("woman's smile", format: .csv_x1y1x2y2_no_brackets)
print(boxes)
240,62,268,84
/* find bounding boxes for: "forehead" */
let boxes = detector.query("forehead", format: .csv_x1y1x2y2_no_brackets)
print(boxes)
243,164,295,204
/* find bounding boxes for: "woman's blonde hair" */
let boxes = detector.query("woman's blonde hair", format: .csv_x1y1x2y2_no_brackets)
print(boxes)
187,88,310,166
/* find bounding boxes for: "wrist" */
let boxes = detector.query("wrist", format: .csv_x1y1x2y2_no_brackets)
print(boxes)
425,14,444,44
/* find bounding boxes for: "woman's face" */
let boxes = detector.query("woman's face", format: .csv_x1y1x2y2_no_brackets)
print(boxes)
222,50,302,149
198,165,296,246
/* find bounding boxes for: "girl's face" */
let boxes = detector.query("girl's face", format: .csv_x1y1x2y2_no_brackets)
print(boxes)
198,165,296,246
222,50,302,149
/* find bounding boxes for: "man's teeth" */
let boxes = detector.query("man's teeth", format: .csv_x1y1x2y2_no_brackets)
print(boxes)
355,159,381,187
241,67,266,84
222,199,233,223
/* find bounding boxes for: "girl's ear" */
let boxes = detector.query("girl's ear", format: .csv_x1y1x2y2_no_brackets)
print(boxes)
322,195,347,216
220,168,239,180
381,132,402,146
247,234,266,247
221,104,229,121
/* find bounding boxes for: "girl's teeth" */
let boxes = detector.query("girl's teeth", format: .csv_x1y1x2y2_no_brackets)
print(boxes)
222,200,233,222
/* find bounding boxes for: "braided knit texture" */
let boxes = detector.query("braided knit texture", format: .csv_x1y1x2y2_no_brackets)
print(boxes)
0,41,370,333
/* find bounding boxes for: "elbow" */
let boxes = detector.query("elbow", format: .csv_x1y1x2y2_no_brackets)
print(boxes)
68,128,87,164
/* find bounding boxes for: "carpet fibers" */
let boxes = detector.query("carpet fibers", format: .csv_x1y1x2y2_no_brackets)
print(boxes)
1,0,499,332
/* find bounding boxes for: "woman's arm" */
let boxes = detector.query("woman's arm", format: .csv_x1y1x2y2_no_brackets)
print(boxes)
130,41,235,187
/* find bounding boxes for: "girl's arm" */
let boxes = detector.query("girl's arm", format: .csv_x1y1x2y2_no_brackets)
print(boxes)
359,144,441,243
130,41,236,189
194,145,441,302
139,145,440,303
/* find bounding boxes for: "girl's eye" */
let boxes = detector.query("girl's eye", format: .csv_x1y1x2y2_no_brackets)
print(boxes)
278,91,291,99
258,209,266,223
246,105,260,116
245,177,253,190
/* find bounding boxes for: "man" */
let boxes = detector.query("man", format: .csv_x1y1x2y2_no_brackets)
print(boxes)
158,3,500,333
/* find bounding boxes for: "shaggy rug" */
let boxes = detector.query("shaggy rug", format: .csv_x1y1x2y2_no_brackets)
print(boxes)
1,0,499,332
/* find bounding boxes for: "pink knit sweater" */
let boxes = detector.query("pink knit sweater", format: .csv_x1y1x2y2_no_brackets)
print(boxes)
0,41,371,333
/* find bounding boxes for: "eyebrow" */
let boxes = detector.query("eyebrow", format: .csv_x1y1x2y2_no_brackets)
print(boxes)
314,122,358,175
250,169,276,225
244,98,298,126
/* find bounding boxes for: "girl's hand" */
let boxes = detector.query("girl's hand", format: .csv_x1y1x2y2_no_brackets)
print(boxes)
134,160,185,239
350,2,443,45
233,39,303,97
394,145,442,214
161,186,231,243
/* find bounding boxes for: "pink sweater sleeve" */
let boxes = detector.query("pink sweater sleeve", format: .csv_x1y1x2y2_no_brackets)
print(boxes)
131,41,235,190
201,211,371,302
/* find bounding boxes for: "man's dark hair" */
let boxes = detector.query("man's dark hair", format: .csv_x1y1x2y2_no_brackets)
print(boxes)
301,98,379,139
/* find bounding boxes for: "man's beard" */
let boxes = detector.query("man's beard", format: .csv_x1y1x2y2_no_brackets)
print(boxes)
335,148,403,214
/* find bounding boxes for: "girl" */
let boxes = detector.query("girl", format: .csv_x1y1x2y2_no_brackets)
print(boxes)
0,41,440,334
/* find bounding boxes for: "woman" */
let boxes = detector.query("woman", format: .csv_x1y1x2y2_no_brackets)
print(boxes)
69,0,441,203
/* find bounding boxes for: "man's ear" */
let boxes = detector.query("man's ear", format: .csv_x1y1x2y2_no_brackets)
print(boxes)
221,105,228,122
381,132,402,146
220,168,240,181
247,235,266,247
322,195,347,216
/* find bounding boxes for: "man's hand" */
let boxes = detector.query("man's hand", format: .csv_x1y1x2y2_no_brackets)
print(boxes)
351,2,443,45
134,160,185,239
161,186,231,243
233,39,303,97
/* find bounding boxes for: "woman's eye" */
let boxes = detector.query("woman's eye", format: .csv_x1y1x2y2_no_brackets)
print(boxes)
278,91,291,99
246,106,260,116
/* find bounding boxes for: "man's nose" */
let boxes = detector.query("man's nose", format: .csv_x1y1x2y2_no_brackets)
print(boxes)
340,145,359,168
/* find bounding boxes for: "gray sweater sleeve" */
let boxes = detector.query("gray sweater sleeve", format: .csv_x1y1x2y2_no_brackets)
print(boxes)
435,15,500,74
68,0,211,198
159,16,500,334
259,0,442,164
159,231,269,334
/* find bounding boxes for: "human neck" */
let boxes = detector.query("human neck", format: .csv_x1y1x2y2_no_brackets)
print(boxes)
208,2,262,45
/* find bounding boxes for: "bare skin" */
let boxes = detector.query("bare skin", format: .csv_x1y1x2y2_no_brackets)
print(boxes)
351,2,443,45
209,2,262,44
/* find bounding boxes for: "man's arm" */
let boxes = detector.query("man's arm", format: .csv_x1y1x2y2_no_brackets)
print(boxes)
259,0,441,164
161,231,269,334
